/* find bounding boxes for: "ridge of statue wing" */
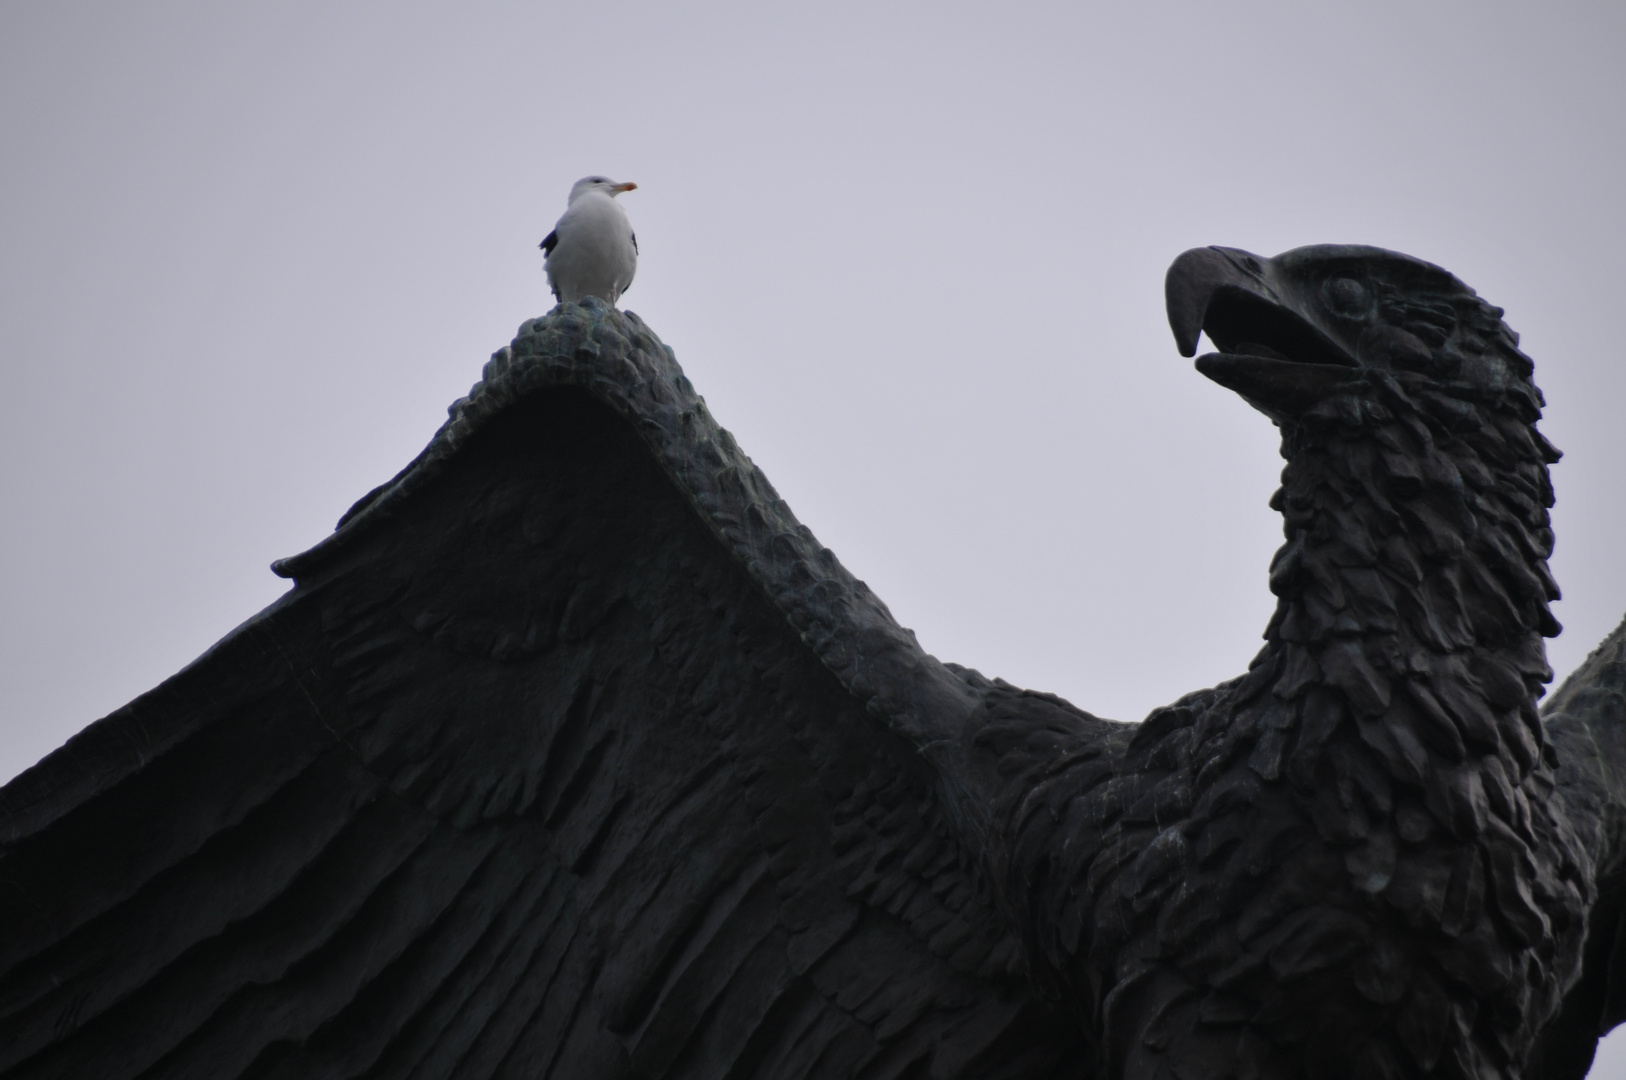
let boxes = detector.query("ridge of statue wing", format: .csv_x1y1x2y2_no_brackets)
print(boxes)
0,303,1088,1080
1529,615,1626,1080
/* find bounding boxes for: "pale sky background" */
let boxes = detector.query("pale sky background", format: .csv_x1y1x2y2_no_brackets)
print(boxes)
3,2,1625,1072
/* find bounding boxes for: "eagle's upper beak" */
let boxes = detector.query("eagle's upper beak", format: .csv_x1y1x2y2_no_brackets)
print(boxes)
1165,246,1359,418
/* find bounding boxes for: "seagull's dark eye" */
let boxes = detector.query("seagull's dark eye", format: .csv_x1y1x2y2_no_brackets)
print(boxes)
1325,277,1370,319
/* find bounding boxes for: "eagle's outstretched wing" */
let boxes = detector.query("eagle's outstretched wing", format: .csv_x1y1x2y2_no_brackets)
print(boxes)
0,302,1093,1080
1531,617,1626,1080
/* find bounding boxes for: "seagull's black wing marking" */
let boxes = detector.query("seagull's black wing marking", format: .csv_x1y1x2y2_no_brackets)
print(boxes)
631,231,638,255
542,231,562,302
1528,619,1626,1080
0,305,1087,1080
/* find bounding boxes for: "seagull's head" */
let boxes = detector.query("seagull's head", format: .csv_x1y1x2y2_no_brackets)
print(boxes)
568,176,638,204
1164,244,1543,428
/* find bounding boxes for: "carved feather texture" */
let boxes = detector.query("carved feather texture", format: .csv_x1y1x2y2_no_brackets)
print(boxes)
0,303,1089,1079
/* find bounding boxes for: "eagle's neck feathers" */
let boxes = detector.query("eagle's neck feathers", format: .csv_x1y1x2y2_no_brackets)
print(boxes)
1236,369,1561,795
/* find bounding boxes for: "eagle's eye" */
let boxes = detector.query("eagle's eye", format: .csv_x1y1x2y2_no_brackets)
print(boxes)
1325,277,1370,319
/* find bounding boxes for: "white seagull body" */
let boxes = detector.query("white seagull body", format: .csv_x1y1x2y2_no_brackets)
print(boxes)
541,176,639,306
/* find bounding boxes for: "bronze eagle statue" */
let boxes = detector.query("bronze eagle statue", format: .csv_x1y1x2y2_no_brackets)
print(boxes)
1,245,1623,1080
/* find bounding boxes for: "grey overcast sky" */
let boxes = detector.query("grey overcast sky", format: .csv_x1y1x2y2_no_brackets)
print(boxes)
3,2,1625,1070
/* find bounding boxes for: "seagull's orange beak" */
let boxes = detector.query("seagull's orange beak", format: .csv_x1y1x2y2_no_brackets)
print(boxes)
613,181,638,193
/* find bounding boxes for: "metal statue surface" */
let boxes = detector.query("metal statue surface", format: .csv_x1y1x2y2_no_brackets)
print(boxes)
2,246,1622,1080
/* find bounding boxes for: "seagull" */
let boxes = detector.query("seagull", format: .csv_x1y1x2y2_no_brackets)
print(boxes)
541,176,639,306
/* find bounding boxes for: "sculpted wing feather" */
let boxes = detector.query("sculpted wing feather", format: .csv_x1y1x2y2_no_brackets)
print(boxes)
1528,617,1626,1080
0,303,1086,1080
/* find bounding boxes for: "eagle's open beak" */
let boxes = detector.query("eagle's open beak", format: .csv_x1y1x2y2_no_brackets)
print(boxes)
1166,246,1359,418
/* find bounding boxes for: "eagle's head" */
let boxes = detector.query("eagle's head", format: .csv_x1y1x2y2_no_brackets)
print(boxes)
1163,242,1562,650
1165,244,1543,427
